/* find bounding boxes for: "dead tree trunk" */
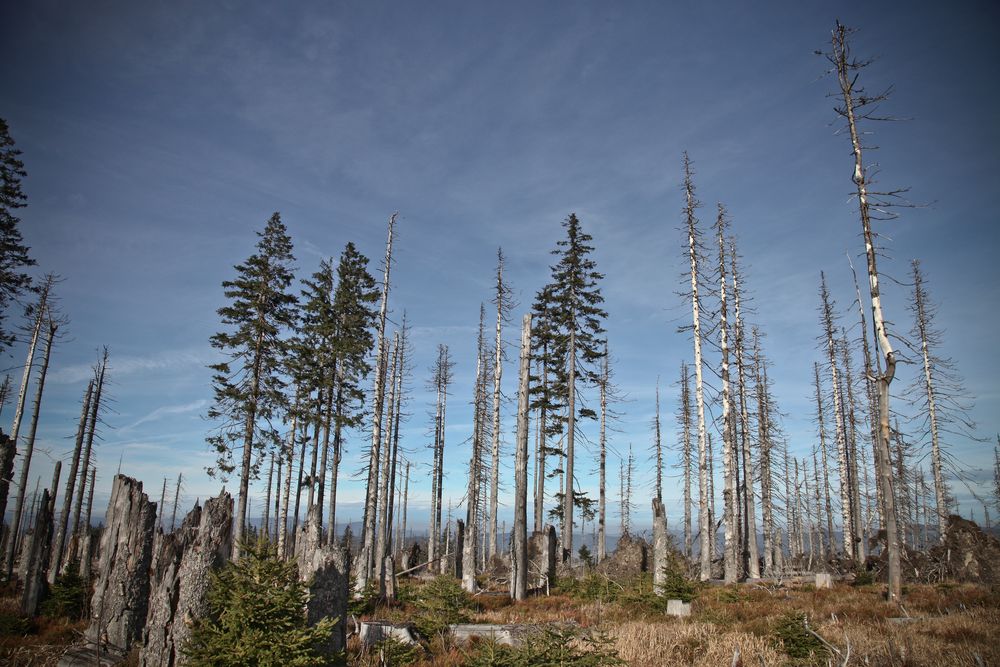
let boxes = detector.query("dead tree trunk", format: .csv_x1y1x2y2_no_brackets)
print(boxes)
71,350,107,552
20,488,53,615
840,330,866,562
820,274,854,559
52,386,93,582
730,247,759,578
376,333,400,594
813,363,835,560
358,212,397,591
0,280,50,555
597,343,609,563
679,362,693,560
463,311,487,592
86,475,157,657
754,331,775,575
682,154,711,581
911,261,948,539
488,249,511,559
511,314,531,601
5,308,56,580
715,205,739,583
830,21,901,600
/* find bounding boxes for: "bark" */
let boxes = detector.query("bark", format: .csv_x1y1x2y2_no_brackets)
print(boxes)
5,311,56,579
0,434,14,560
754,333,775,575
147,492,231,667
652,497,669,594
86,475,157,655
359,212,397,591
295,505,350,654
682,155,711,580
830,22,901,599
813,363,835,560
291,399,307,553
71,351,107,554
376,333,400,594
911,261,947,538
20,488,53,615
715,206,738,583
80,467,97,580
263,453,274,540
820,275,854,559
597,344,609,563
52,393,94,582
1,282,49,557
680,362,693,560
731,251,759,578
511,314,531,600
534,355,548,535
561,327,576,561
488,249,508,559
463,314,487,592
840,331,866,561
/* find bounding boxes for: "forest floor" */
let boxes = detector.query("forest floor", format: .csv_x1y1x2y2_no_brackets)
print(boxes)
2,574,998,665
347,573,1000,667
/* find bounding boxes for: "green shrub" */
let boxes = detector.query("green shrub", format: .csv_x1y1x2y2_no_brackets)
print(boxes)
772,612,827,664
0,610,32,636
182,539,339,666
41,561,87,620
411,575,473,639
657,554,697,602
508,625,624,666
852,566,874,587
373,637,422,665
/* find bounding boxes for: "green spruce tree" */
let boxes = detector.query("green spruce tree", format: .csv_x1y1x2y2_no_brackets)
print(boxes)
183,540,337,666
0,118,36,351
207,213,298,555
546,214,607,560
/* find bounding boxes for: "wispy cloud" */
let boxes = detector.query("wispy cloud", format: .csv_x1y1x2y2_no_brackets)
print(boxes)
50,348,214,385
122,399,208,431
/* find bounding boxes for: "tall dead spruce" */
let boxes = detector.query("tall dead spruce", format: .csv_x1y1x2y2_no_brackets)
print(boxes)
828,21,902,600
358,212,397,590
510,314,531,600
680,154,712,581
487,249,513,559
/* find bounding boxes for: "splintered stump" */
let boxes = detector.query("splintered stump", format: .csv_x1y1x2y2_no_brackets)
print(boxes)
85,475,157,657
20,489,54,615
296,507,350,654
652,498,668,595
528,525,557,590
140,491,233,667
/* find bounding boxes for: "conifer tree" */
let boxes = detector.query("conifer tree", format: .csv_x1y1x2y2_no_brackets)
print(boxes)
206,213,297,555
183,540,336,666
326,242,379,539
529,284,565,533
0,118,35,352
545,213,607,560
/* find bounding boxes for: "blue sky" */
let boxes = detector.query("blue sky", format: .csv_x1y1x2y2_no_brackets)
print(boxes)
2,1,998,532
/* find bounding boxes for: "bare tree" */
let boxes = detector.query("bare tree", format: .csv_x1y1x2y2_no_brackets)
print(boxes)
511,314,531,600
50,379,93,581
681,154,712,581
678,362,693,560
0,278,51,552
359,212,398,590
5,299,58,579
829,21,903,600
488,249,514,558
70,350,107,557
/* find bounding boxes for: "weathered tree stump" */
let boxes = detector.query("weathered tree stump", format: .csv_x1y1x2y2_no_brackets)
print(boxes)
652,498,668,595
140,491,233,667
528,525,557,590
21,488,54,615
296,506,350,654
85,475,157,655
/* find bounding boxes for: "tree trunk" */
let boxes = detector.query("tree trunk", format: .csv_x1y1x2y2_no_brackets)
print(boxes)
488,250,507,559
683,155,711,581
731,252,759,578
715,206,738,583
1,281,50,554
5,311,56,579
597,344,608,563
359,212,397,591
813,363,835,560
561,328,577,562
51,381,93,582
680,362,693,560
831,21,901,600
511,314,531,600
376,333,400,593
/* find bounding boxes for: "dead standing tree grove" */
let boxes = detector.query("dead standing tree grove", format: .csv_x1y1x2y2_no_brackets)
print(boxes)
828,21,902,601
